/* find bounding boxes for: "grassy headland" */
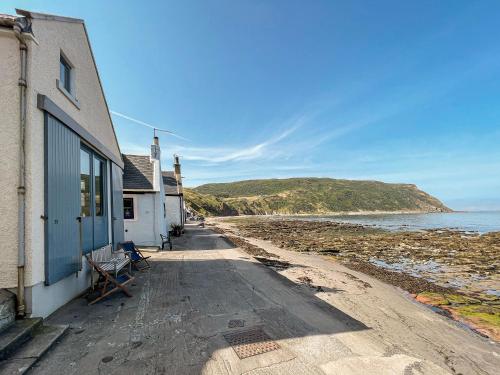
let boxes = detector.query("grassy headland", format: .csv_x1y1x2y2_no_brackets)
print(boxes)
185,177,451,216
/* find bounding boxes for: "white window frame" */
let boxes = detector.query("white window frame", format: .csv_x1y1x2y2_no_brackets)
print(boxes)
123,194,138,222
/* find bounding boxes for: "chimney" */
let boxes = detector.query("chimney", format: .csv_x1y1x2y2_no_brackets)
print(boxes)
173,154,183,193
150,136,160,161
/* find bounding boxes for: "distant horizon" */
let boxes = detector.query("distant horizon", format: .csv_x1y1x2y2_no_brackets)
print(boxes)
2,0,499,210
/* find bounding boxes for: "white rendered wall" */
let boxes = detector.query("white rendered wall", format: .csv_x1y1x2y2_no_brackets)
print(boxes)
153,192,168,244
166,196,182,227
152,151,169,240
124,193,158,246
27,256,92,317
0,31,21,288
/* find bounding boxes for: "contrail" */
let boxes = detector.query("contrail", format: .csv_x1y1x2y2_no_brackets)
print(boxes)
110,110,190,141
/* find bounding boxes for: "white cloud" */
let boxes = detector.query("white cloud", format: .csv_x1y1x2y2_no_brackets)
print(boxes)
170,114,308,163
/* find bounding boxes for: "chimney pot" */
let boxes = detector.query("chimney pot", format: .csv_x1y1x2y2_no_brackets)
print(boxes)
151,137,161,160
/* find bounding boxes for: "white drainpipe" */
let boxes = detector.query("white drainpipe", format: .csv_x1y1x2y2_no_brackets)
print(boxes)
13,18,29,317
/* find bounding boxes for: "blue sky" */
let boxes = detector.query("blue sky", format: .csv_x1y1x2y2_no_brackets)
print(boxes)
3,1,500,210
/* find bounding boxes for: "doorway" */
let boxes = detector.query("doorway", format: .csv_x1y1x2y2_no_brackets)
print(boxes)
80,146,109,253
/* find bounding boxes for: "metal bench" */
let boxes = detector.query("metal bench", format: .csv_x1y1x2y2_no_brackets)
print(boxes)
160,233,173,250
86,245,134,305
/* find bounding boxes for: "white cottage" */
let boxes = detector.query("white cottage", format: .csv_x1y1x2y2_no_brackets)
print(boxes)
122,138,169,247
0,9,124,318
162,156,185,229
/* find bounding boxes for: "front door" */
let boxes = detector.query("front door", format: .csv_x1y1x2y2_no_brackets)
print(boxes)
93,155,108,248
80,146,109,253
80,148,93,252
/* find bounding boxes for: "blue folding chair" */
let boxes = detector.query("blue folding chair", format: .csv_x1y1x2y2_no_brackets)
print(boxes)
119,241,151,271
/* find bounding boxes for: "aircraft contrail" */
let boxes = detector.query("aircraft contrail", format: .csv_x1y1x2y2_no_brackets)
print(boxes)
110,110,190,141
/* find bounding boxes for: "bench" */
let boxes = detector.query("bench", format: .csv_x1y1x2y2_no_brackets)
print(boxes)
86,245,134,304
90,245,131,277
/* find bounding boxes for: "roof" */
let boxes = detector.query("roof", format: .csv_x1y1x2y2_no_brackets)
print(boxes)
0,13,16,25
123,155,154,191
162,171,181,195
16,9,84,23
0,12,30,32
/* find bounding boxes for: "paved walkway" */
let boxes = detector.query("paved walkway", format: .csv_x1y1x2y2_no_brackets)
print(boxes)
33,225,454,374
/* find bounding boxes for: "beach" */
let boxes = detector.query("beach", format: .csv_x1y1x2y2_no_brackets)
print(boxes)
208,216,500,341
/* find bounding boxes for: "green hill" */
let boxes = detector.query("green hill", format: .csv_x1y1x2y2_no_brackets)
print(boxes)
184,178,451,217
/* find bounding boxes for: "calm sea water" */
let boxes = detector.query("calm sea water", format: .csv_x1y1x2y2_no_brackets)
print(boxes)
295,211,500,233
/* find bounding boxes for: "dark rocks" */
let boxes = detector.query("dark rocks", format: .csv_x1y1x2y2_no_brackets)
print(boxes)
230,218,499,304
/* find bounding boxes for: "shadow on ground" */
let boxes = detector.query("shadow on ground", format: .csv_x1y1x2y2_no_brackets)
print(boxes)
31,226,369,375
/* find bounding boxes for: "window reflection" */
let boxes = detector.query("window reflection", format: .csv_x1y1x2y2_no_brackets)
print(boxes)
80,149,91,217
94,158,104,216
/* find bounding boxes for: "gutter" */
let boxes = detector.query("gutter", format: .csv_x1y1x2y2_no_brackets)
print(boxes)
12,15,32,317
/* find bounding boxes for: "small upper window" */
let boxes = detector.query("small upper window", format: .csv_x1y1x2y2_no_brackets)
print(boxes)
60,55,72,93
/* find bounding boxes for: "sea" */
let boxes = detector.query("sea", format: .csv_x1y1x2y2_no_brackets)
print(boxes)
294,211,500,234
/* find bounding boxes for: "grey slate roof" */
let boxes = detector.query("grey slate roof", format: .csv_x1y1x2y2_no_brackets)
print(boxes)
123,154,154,190
162,171,180,195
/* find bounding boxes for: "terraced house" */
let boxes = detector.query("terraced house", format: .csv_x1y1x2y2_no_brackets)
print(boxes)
0,9,124,319
162,155,186,230
122,137,169,248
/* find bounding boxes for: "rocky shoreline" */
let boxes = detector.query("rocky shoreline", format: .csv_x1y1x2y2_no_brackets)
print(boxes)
211,217,500,341
232,209,451,217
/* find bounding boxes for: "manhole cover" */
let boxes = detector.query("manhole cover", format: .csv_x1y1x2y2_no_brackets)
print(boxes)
228,319,245,328
223,328,280,359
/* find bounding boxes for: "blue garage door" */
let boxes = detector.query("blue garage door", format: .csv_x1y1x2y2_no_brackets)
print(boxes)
45,114,80,285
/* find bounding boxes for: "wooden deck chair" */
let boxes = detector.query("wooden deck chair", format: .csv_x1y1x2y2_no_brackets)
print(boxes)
86,245,134,305
119,241,151,271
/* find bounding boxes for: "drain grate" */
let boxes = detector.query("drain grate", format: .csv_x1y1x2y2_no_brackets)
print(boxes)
223,328,280,359
228,319,245,328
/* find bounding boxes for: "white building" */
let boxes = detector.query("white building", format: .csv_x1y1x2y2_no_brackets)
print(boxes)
0,10,124,318
162,171,185,229
162,155,185,228
122,138,169,247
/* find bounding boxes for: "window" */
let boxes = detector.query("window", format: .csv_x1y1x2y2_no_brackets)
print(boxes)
60,55,72,93
124,198,135,220
80,149,91,217
94,158,104,216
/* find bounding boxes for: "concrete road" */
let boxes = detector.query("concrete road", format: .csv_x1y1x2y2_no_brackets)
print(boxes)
31,225,495,374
